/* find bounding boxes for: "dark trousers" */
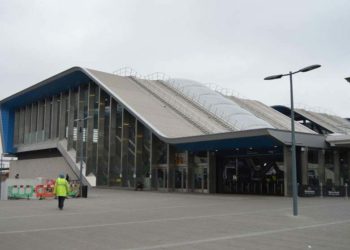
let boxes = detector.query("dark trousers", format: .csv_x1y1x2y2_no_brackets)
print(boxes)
58,196,66,210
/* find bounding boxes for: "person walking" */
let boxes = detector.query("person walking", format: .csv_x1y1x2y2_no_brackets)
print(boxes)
65,174,70,183
53,173,70,210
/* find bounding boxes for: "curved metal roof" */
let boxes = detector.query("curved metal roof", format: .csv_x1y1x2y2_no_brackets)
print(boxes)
0,67,323,153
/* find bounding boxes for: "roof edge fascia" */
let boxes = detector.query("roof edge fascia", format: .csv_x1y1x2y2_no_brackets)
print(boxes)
166,128,271,144
267,128,325,148
0,66,85,105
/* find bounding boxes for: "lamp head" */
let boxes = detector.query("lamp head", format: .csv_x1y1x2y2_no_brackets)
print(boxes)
264,74,283,80
299,64,321,73
345,77,350,83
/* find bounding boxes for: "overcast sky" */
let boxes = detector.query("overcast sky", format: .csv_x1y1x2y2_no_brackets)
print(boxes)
1,0,350,117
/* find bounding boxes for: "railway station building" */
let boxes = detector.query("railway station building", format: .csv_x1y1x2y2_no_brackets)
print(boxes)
1,67,350,196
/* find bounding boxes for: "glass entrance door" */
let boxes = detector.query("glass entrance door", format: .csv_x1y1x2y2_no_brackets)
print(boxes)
175,167,187,192
194,166,208,193
156,167,168,190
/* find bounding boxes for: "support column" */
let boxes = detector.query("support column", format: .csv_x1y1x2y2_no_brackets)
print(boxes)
150,133,155,190
187,151,194,192
76,86,84,162
35,101,42,142
133,119,138,188
135,120,143,187
67,90,74,150
301,147,308,185
36,101,44,142
77,88,82,156
208,151,216,193
120,107,129,187
334,150,340,185
30,103,35,144
108,98,116,186
318,149,325,185
167,144,175,192
24,105,31,144
86,83,95,176
96,89,106,186
44,98,51,141
51,95,58,140
58,93,66,140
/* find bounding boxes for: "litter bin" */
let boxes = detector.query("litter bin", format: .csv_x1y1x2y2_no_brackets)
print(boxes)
82,185,88,198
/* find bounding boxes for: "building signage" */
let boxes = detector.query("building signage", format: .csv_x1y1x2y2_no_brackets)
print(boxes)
327,190,340,196
301,186,317,196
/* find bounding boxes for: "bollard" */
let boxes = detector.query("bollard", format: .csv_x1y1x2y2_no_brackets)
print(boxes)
320,182,323,198
345,183,348,199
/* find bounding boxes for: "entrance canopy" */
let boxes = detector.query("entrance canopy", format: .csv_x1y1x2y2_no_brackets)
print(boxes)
174,128,325,151
326,134,350,148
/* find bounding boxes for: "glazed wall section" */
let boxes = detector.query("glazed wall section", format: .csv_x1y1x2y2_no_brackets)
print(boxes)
11,81,211,192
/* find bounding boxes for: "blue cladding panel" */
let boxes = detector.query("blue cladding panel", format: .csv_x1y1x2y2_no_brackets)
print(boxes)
3,71,90,109
0,107,15,153
0,69,92,153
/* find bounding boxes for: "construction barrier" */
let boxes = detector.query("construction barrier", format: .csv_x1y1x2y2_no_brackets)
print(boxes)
35,183,55,199
68,181,80,197
5,178,82,200
8,184,34,199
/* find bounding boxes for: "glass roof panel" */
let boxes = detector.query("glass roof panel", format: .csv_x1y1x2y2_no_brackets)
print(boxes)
166,78,273,130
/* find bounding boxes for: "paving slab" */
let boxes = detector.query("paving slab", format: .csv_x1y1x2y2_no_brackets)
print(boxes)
0,189,349,250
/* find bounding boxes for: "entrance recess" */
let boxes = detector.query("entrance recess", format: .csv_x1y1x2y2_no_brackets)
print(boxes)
156,167,168,190
175,167,187,192
194,165,208,193
217,151,284,196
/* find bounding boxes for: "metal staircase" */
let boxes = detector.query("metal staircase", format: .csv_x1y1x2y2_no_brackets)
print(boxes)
57,139,95,187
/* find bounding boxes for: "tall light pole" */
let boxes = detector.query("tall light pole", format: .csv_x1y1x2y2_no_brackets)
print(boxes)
264,64,321,216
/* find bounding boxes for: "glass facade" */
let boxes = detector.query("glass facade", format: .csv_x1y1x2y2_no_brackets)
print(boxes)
136,122,151,189
193,151,208,192
121,110,136,188
152,134,168,190
96,89,110,186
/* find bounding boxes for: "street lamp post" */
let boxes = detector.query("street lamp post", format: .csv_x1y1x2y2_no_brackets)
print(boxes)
264,64,321,216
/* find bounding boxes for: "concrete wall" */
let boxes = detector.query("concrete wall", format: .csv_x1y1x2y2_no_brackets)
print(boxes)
10,153,77,180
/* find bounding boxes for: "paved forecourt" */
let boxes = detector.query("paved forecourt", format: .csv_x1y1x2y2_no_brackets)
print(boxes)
0,189,349,250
